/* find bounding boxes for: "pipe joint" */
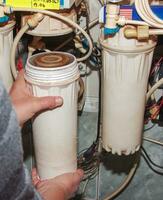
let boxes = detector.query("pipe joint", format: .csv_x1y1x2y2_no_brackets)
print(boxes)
27,13,44,29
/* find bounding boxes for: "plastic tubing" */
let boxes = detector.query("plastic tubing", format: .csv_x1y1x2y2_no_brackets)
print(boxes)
146,78,163,101
55,18,99,51
135,0,163,28
144,137,163,146
149,29,163,35
117,17,149,26
144,78,163,150
85,18,99,30
102,162,138,200
125,19,148,26
11,24,29,78
11,7,93,79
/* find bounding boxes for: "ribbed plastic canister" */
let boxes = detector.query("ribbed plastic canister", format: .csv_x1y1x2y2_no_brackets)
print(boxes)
0,21,15,90
100,28,157,155
21,8,77,37
25,52,80,179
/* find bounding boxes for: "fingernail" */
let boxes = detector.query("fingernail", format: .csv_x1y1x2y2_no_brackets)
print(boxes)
56,97,63,106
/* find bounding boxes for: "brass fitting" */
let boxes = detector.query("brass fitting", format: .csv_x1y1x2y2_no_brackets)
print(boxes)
124,26,150,40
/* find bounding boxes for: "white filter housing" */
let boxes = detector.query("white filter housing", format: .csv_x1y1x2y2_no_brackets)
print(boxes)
21,8,77,37
0,22,15,90
25,52,80,179
100,27,156,155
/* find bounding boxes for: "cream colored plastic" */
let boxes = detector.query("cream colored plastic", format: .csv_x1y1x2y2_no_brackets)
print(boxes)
100,27,157,155
21,8,77,36
0,21,15,90
25,52,80,180
105,4,120,29
124,26,150,40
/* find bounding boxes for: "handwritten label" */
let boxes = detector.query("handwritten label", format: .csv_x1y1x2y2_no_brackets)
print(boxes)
6,0,60,9
32,0,60,9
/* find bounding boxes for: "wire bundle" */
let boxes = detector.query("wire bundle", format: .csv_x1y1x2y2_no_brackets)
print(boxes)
145,96,163,124
77,142,100,180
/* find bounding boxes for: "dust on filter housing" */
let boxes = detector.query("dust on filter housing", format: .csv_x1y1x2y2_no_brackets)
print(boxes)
100,28,157,156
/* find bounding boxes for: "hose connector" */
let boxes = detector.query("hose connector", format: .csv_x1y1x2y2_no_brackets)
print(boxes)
104,26,120,35
116,16,126,26
104,3,120,35
124,26,149,40
27,13,44,29
3,6,13,14
0,5,9,23
105,3,120,29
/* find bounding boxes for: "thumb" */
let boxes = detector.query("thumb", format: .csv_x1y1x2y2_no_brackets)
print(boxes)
31,96,63,114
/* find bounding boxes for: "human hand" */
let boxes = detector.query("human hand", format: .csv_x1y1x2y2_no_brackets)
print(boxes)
32,168,84,200
9,70,63,126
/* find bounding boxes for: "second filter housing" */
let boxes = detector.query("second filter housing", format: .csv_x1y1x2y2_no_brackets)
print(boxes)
100,27,157,155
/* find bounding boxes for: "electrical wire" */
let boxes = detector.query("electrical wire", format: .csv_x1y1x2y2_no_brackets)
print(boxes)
77,143,100,181
88,44,102,71
143,123,156,132
54,36,73,51
96,163,101,200
141,147,163,175
150,57,163,77
143,68,163,171
145,97,163,123
141,153,163,175
95,69,102,143
146,78,163,101
77,36,102,183
141,146,163,169
144,58,163,123
77,48,102,183
82,179,90,195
